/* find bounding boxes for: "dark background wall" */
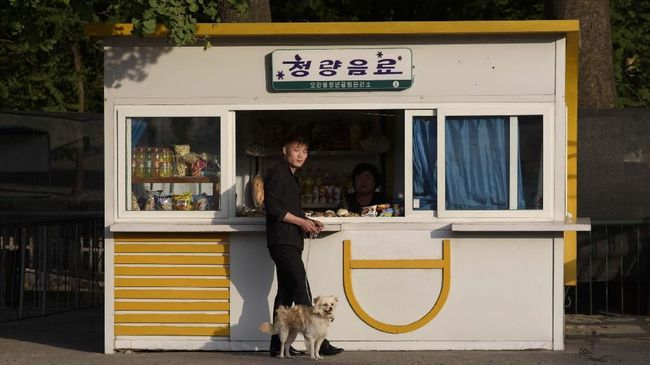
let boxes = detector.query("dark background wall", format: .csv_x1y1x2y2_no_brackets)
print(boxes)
578,108,650,223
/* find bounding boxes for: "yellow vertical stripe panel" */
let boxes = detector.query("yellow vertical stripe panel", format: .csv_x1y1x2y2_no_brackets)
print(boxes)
114,325,229,337
115,301,229,311
114,232,227,242
115,266,229,276
564,31,579,286
115,313,229,324
114,255,229,265
115,244,228,253
115,278,229,288
115,289,229,299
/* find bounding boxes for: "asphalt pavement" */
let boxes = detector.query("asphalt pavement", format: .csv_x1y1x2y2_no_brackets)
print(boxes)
1,308,649,365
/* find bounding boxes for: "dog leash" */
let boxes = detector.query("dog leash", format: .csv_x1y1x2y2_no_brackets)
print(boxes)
304,233,315,304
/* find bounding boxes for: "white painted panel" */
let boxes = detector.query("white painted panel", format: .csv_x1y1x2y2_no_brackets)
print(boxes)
106,39,556,102
228,230,554,344
228,232,276,341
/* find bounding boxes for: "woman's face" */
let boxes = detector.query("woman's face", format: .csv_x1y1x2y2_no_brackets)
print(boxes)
354,170,375,195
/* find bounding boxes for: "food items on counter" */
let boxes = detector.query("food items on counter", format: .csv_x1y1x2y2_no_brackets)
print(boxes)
361,205,377,217
324,210,336,217
336,208,350,217
157,195,173,211
379,208,395,217
145,190,162,211
174,144,190,156
312,211,325,217
195,194,210,211
131,192,140,210
173,192,193,211
251,173,265,208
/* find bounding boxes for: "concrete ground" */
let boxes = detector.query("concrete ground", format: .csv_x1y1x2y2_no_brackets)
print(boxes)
1,308,649,365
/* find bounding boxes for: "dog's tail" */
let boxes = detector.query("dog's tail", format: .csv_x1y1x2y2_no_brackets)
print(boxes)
259,322,276,335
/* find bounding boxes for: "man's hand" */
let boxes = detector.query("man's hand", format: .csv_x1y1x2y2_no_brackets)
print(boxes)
300,218,322,235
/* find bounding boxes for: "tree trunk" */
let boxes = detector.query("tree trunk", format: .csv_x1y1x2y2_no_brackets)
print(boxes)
220,0,271,22
72,44,85,112
546,0,616,109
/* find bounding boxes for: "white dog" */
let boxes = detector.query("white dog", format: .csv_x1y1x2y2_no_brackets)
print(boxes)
260,295,338,359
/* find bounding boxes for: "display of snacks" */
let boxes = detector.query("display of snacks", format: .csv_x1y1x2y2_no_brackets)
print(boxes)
173,193,193,211
157,194,173,211
145,189,163,211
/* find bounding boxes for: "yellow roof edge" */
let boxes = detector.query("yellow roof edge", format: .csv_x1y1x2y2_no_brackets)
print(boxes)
85,20,579,38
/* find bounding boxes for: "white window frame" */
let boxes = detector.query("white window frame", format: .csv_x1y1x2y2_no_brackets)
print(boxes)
115,105,232,221
404,109,437,218
437,103,555,219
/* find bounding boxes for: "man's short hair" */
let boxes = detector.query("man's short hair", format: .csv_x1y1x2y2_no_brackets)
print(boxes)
283,134,309,147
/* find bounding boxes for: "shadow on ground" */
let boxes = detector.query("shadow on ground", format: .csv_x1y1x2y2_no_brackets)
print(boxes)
0,306,103,353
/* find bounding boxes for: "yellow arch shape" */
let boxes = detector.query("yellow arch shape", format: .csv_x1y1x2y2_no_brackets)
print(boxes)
343,239,451,334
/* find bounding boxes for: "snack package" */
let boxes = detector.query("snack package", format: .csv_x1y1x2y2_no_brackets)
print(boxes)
174,144,190,156
324,210,336,217
379,208,395,217
173,192,193,211
251,173,265,209
131,192,140,211
145,190,162,211
194,194,210,211
361,205,377,217
157,195,173,211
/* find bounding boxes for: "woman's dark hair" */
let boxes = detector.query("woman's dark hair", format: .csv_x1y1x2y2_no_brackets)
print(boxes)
351,163,382,189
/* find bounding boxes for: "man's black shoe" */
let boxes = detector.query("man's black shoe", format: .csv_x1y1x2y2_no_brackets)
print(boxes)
318,343,344,356
269,346,305,357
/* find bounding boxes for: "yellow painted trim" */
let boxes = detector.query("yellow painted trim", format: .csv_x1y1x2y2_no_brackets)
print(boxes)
114,325,229,337
350,259,445,270
114,232,227,242
114,255,229,265
86,20,579,38
115,266,229,276
115,278,229,288
115,243,228,253
564,31,580,286
115,301,229,311
343,239,451,334
115,289,229,299
115,313,229,324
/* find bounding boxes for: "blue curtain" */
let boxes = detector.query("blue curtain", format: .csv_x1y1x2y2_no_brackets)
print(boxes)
445,117,524,210
412,117,437,210
131,118,147,147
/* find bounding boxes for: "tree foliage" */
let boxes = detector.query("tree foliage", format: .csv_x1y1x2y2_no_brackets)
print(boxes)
0,0,105,112
110,0,248,46
611,0,650,107
1,0,649,112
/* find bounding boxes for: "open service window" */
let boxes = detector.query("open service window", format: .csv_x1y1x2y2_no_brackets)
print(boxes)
115,105,231,220
234,109,405,219
405,104,554,219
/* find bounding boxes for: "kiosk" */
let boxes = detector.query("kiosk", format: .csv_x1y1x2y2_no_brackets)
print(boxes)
88,21,590,353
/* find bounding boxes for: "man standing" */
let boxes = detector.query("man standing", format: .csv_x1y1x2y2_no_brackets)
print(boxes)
264,134,343,357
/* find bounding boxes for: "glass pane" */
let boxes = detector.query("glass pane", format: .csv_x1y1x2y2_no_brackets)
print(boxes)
127,117,221,212
412,116,437,210
518,115,543,210
445,116,509,210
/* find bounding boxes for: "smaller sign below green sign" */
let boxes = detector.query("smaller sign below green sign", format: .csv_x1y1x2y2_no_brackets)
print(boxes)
271,48,413,92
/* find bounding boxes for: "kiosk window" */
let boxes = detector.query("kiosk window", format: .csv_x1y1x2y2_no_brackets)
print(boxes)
445,115,542,210
412,116,437,210
127,117,221,212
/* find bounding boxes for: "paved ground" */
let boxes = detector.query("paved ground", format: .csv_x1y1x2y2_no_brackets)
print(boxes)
1,308,649,365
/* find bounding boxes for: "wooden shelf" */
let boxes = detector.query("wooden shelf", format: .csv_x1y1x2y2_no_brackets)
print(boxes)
132,176,220,184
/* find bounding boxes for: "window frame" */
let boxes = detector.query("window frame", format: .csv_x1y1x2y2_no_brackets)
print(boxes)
115,105,232,221
436,103,555,219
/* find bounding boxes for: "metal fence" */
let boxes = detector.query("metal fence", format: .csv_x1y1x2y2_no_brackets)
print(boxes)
567,222,650,315
0,217,104,321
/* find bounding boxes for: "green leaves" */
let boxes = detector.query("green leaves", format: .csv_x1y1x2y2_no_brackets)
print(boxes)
115,0,249,45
